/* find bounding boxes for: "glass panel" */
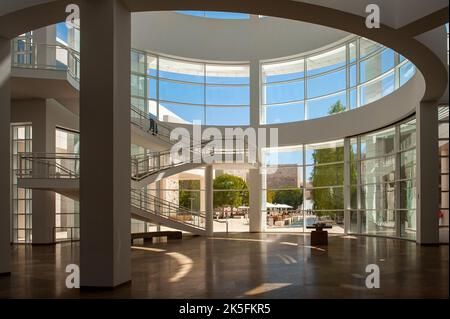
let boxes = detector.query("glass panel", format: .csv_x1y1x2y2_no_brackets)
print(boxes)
349,41,357,63
262,146,303,166
360,49,395,83
159,57,204,83
266,166,303,189
400,119,416,150
361,210,396,237
360,184,395,210
158,102,204,124
262,59,305,83
305,140,344,165
306,91,346,120
349,88,357,109
305,187,344,211
131,97,145,112
147,54,157,76
206,64,249,84
147,78,157,99
305,163,344,186
178,11,250,20
307,45,346,75
400,210,416,240
349,64,357,87
360,71,395,105
360,127,396,159
307,68,346,98
350,185,358,208
159,80,204,105
360,38,383,58
360,156,396,184
131,74,145,97
400,180,416,210
206,85,249,106
264,102,304,124
205,107,249,126
399,61,416,86
264,80,304,104
204,12,250,19
131,50,146,74
348,211,359,233
148,100,157,116
400,149,416,180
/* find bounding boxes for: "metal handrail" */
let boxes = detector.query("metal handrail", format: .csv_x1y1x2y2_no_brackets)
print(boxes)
18,152,80,179
130,147,250,181
17,152,234,232
131,189,206,229
12,42,80,81
18,147,251,182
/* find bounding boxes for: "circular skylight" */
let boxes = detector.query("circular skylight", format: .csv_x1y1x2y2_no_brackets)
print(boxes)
175,11,251,20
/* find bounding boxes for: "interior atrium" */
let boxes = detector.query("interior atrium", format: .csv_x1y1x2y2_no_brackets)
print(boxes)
0,0,448,300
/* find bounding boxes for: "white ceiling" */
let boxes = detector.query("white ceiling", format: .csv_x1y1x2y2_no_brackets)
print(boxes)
131,12,350,61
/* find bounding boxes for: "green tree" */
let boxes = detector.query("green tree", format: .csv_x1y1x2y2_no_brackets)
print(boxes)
272,187,303,210
310,100,357,218
213,174,248,215
328,100,346,114
179,180,200,211
267,190,275,203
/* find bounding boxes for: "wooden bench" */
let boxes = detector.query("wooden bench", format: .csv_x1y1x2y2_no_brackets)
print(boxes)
131,231,182,244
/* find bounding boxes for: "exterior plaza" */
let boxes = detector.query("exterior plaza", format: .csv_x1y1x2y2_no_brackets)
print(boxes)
0,0,448,299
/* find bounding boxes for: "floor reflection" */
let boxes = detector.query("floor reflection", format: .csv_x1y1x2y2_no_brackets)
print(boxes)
0,233,448,298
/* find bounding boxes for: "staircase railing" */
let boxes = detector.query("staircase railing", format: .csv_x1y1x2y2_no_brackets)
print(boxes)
131,190,206,230
17,152,235,232
12,42,80,82
18,147,251,183
17,152,79,179
130,105,173,143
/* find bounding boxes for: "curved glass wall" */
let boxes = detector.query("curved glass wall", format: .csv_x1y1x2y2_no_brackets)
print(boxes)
14,26,416,127
348,116,417,240
262,141,345,233
261,37,416,124
262,116,416,239
131,50,250,126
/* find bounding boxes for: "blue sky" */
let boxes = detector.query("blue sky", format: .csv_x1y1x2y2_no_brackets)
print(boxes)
176,11,250,19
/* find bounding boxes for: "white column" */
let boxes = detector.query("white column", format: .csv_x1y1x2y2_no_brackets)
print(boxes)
0,38,11,274
416,102,440,244
249,59,260,127
80,0,131,287
32,99,55,244
205,165,213,236
200,175,205,214
249,168,265,232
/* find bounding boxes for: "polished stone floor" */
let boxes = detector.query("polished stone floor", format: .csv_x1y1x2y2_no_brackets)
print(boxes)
0,233,448,298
